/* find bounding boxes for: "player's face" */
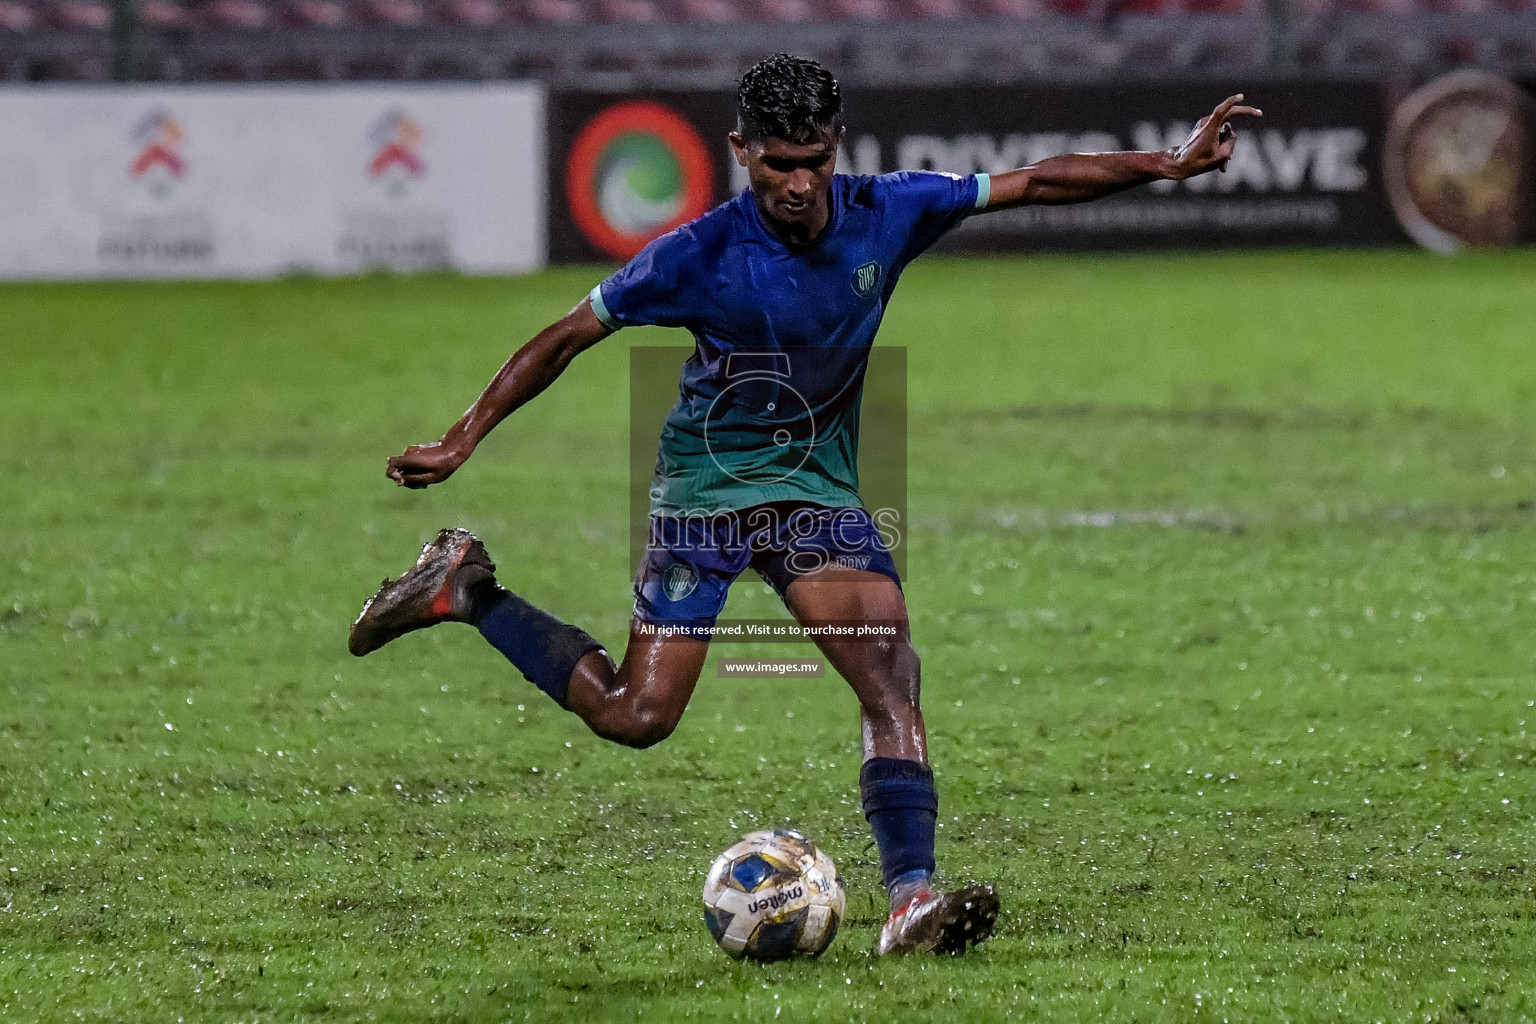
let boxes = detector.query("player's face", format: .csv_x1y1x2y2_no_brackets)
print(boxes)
730,126,842,244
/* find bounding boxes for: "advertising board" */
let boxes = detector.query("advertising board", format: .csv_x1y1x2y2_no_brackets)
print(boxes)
0,83,545,279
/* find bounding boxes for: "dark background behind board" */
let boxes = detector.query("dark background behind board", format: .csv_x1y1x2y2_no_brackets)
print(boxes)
549,80,1411,263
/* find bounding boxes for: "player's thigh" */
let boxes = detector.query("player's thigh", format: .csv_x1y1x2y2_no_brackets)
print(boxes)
569,620,710,736
604,517,740,717
612,619,712,698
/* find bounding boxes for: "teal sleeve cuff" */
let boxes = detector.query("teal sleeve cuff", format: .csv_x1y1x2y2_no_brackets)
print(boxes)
588,284,622,332
973,172,991,212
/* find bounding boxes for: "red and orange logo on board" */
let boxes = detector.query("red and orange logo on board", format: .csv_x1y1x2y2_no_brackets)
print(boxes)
130,112,185,193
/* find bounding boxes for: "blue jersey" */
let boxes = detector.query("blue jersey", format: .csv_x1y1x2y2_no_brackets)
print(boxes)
590,170,991,516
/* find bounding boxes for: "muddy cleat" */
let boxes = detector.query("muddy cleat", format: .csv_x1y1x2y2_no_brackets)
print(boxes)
348,528,496,657
876,883,999,955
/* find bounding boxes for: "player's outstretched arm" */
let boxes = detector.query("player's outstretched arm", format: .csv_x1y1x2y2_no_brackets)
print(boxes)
982,94,1262,211
384,298,613,489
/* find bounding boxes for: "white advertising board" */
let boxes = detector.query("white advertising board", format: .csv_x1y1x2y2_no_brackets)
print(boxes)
0,83,545,279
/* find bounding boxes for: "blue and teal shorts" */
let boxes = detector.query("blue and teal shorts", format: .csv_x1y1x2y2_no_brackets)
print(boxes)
633,502,900,635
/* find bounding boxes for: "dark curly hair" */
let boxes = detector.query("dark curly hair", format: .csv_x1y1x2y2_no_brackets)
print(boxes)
736,53,842,144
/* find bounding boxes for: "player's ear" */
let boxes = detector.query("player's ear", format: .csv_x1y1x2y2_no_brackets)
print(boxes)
728,132,748,167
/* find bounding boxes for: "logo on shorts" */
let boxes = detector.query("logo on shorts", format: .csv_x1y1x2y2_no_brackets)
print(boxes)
662,563,698,603
851,261,881,297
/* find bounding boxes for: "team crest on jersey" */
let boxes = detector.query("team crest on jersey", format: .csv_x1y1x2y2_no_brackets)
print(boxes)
663,563,698,602
851,261,881,297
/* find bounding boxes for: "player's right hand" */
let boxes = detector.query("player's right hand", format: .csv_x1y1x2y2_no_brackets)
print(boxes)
386,441,469,489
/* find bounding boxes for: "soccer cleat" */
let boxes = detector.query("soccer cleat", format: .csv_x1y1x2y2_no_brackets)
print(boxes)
876,883,999,956
348,528,496,656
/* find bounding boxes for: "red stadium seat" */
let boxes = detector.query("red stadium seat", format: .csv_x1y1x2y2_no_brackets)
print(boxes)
0,0,37,30
596,0,659,20
137,0,196,27
357,0,427,25
433,0,507,24
752,0,814,20
203,0,273,28
893,0,964,16
1043,0,1104,15
44,0,111,30
826,0,889,17
1183,0,1252,12
965,0,1045,15
669,0,738,19
523,0,583,20
279,0,348,26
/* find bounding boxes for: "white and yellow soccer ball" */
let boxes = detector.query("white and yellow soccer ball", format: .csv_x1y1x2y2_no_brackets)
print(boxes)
701,828,845,961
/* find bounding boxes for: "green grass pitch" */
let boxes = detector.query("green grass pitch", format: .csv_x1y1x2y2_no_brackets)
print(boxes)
4,250,1536,1022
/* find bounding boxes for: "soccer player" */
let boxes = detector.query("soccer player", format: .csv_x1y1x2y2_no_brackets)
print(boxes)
350,54,1259,955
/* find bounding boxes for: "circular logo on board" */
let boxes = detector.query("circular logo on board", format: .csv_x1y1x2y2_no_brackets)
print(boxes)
1384,71,1535,253
566,101,716,261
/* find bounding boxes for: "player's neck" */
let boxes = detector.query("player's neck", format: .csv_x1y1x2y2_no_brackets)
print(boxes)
753,191,832,248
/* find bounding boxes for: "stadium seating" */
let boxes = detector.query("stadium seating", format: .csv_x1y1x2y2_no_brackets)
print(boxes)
279,0,348,26
594,0,659,20
203,0,272,27
669,0,740,21
355,0,426,25
138,0,195,27
0,0,38,30
43,0,111,30
432,0,505,25
0,0,1529,84
523,0,584,21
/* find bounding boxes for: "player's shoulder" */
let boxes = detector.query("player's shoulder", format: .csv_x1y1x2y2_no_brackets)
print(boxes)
872,169,973,191
637,192,750,264
841,170,969,206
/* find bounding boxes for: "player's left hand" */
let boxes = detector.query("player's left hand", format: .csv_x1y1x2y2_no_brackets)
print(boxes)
1168,94,1263,180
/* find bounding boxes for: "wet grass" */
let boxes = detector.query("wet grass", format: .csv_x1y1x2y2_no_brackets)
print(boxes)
3,250,1536,1022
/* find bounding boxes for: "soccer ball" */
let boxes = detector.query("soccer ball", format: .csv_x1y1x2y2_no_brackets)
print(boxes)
701,828,845,961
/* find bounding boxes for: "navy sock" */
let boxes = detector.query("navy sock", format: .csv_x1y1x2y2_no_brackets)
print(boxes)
473,585,605,710
859,757,938,892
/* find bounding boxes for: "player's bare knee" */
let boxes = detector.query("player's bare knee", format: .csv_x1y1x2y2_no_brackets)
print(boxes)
612,698,680,749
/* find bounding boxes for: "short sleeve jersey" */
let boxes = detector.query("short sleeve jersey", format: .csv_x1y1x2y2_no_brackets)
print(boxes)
592,170,991,516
